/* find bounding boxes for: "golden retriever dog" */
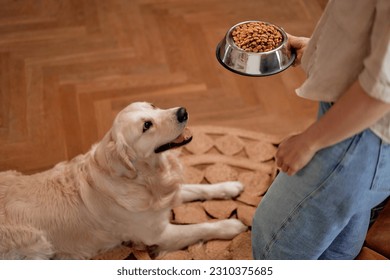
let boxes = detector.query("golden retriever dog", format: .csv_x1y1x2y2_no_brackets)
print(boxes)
0,102,247,259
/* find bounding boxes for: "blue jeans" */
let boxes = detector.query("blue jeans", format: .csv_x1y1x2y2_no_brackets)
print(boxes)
252,102,390,259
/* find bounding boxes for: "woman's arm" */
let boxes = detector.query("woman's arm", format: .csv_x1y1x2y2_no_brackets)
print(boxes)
276,81,390,175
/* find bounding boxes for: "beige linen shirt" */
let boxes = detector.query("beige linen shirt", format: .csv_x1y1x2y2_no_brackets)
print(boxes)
296,0,390,142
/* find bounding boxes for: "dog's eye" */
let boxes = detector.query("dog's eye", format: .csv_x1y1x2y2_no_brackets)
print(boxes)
143,121,153,132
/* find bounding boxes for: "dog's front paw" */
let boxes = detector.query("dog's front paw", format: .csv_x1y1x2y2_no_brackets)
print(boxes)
216,219,248,239
213,181,244,199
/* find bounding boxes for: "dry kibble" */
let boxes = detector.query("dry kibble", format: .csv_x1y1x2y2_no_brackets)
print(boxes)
232,22,283,53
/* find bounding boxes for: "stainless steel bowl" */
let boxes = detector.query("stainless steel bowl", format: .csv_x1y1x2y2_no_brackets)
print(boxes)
216,20,295,77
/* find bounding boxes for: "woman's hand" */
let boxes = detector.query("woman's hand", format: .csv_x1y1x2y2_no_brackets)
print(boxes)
275,133,318,176
287,34,310,66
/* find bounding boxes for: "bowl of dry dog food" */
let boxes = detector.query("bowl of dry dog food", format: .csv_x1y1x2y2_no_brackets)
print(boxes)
216,20,295,76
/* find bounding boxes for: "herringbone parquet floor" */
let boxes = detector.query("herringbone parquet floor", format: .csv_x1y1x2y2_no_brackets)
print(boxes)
0,0,326,173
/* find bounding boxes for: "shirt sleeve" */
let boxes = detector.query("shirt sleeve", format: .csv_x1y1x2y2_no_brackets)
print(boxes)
359,0,390,103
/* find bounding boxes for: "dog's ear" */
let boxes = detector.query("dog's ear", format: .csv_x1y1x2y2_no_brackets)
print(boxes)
107,131,137,179
116,134,136,169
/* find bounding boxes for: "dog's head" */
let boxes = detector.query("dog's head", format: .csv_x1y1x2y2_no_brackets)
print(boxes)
110,102,192,166
88,102,192,210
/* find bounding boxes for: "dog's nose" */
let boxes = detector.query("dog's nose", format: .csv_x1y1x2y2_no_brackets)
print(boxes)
176,107,188,123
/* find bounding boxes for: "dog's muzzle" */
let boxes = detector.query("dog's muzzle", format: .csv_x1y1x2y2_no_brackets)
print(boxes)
154,107,193,153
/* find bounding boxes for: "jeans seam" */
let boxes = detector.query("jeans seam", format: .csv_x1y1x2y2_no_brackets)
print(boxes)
370,140,390,193
261,175,331,259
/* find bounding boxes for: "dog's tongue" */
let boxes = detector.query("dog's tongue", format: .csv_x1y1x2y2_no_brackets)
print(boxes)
154,128,193,153
172,128,192,144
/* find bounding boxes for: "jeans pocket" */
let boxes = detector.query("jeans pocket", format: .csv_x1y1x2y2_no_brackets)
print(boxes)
370,141,390,193
299,132,362,192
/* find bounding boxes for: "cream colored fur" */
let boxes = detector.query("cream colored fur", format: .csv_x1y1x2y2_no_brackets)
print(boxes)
0,102,247,259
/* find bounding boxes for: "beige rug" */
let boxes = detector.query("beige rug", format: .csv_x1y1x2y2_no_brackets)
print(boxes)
93,126,283,260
